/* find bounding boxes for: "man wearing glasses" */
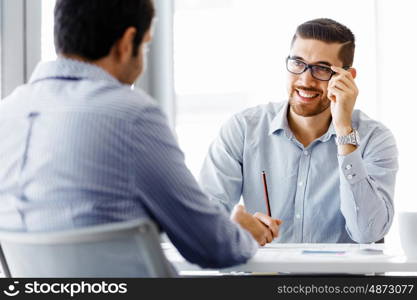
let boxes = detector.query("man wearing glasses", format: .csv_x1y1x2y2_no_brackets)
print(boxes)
200,18,398,243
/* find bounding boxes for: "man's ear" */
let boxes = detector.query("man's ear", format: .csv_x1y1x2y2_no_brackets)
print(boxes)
143,28,152,44
114,27,137,63
348,68,357,79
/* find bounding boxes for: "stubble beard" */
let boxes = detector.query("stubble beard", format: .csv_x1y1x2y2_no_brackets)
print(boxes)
289,91,331,117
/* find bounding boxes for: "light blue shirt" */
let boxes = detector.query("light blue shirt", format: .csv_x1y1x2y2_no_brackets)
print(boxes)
200,102,398,243
0,58,257,269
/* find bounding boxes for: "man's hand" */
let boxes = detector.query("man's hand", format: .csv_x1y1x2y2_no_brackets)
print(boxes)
328,66,358,135
328,66,359,156
253,212,283,239
231,204,282,246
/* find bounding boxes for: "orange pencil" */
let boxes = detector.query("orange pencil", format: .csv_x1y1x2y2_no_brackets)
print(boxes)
261,171,271,217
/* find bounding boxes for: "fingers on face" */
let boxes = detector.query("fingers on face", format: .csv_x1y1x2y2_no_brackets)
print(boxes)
328,76,357,101
327,88,343,102
330,75,350,89
328,82,357,100
330,72,357,94
333,80,350,91
329,84,347,95
331,66,353,79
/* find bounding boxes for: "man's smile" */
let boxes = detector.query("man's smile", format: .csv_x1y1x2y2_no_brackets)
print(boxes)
295,88,321,102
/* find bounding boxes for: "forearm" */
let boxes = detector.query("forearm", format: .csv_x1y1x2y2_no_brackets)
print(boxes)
143,153,257,268
338,150,395,243
340,177,393,243
337,144,357,156
133,106,257,268
335,125,357,156
165,206,258,268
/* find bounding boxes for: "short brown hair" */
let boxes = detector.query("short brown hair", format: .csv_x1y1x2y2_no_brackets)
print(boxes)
291,18,355,67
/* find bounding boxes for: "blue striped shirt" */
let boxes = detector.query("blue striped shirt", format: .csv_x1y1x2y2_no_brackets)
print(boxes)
200,102,398,243
0,58,257,268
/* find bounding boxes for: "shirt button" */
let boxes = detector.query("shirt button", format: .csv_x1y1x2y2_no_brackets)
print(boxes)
346,164,352,170
347,174,355,180
296,214,301,219
298,181,303,186
303,150,309,156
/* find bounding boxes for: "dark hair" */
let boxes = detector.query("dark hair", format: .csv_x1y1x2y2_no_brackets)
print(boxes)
54,0,155,60
291,18,355,67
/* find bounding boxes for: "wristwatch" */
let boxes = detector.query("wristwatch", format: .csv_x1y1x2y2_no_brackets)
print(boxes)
335,128,360,146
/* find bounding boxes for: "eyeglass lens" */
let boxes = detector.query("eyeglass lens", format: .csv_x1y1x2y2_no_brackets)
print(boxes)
287,58,333,81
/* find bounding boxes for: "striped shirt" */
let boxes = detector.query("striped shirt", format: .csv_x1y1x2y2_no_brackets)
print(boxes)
200,102,398,243
0,58,257,268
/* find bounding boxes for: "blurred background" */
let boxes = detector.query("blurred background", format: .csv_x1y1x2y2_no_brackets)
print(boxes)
1,0,416,249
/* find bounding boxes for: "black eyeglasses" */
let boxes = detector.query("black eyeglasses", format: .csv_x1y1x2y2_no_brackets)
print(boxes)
286,57,350,81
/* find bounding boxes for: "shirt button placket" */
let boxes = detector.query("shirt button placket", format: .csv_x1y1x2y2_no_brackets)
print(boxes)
294,149,311,243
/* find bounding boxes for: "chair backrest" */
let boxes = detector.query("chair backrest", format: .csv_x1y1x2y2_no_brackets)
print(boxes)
0,219,177,278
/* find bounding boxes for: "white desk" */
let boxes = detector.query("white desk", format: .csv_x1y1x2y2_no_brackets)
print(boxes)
163,243,417,275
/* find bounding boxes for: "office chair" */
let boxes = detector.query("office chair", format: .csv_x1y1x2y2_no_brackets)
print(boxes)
0,218,177,278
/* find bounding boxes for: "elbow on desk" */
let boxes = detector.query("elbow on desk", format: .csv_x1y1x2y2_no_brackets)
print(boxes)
347,222,389,244
345,205,393,244
350,232,384,244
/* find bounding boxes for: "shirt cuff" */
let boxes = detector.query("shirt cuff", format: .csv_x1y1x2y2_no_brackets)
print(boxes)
338,149,368,185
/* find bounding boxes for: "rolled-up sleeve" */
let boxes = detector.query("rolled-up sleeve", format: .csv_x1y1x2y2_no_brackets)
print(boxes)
338,127,398,243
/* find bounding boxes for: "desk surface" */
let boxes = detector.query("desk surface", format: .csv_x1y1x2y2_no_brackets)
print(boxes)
163,243,417,275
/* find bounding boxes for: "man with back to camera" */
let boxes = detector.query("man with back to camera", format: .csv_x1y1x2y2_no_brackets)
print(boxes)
200,18,398,243
0,0,282,274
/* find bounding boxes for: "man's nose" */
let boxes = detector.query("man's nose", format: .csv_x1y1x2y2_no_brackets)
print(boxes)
297,68,317,86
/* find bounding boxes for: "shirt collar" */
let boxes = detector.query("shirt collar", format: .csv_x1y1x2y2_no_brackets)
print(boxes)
269,103,291,137
29,57,122,86
321,122,336,142
268,102,337,142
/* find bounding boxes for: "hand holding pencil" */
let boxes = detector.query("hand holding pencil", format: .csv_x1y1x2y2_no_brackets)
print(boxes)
230,171,282,246
253,212,282,242
231,204,281,246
